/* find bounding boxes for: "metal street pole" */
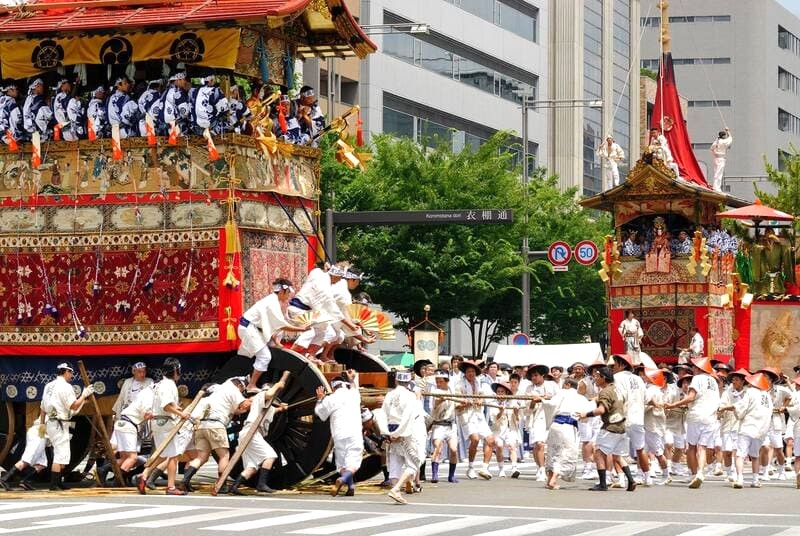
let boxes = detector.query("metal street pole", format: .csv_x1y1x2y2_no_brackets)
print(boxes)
521,100,530,338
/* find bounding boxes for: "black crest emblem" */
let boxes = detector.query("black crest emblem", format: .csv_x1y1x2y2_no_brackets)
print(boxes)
31,39,65,70
99,37,134,65
170,33,205,63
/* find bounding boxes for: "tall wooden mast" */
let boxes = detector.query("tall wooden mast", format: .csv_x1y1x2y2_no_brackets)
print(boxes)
659,0,671,53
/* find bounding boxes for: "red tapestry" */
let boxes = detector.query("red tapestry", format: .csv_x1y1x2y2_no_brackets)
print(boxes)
241,230,309,307
0,230,220,346
640,307,695,359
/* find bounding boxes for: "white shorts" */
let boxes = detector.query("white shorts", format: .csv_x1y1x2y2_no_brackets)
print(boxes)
333,434,364,472
737,434,764,459
322,324,345,345
21,427,47,467
597,429,629,457
461,416,492,440
242,433,278,471
794,438,800,457
627,424,645,452
644,431,665,456
721,431,738,452
46,419,72,465
529,417,547,444
496,429,520,448
110,420,140,453
151,418,192,458
579,417,601,443
431,423,457,443
237,324,268,360
289,306,327,348
686,422,717,448
388,442,403,479
714,429,722,449
763,430,784,449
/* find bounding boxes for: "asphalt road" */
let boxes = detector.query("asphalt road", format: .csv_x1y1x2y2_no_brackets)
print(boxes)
0,464,799,536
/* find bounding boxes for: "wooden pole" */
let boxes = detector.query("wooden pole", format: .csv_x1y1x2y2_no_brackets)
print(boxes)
145,389,206,468
77,360,125,487
211,370,291,496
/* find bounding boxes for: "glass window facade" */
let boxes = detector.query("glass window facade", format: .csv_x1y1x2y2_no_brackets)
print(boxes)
382,105,538,171
383,29,537,105
688,100,731,107
642,15,730,26
778,108,800,135
583,0,603,196
443,0,538,42
779,67,800,94
612,0,631,182
779,26,800,56
641,57,731,70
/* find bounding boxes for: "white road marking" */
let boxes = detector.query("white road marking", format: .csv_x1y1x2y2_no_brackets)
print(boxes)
677,524,751,536
290,513,428,534
574,522,665,535
0,505,55,513
368,515,501,536
34,505,201,527
121,507,264,528
772,528,800,535
0,503,123,523
202,510,349,531
472,519,585,536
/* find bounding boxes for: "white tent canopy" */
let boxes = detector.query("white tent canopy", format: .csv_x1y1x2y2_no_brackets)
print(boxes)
492,343,656,370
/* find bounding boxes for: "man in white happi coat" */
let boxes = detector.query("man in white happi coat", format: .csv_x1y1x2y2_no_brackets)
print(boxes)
112,362,154,421
537,378,594,489
640,367,670,484
239,278,308,392
315,370,363,497
786,376,800,489
525,364,559,482
183,378,250,492
611,354,650,486
429,370,459,483
664,357,720,489
757,368,791,481
319,268,375,362
618,311,643,360
289,264,353,360
710,128,732,191
137,358,193,496
718,368,748,483
720,372,772,488
490,381,523,478
383,371,428,504
0,422,50,491
577,362,602,480
455,360,496,480
40,362,94,491
97,381,154,485
597,135,625,189
229,379,288,494
649,127,680,178
682,326,704,358
665,368,690,476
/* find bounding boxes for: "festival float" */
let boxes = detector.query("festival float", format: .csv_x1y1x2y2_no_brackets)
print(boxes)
0,0,389,488
582,3,799,375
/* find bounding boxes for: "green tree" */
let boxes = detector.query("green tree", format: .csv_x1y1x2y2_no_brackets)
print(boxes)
324,132,611,356
756,148,800,234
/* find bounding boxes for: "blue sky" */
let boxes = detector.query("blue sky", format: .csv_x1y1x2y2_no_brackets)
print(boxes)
779,0,800,16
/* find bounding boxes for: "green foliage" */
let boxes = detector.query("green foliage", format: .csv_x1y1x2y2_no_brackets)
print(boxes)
323,132,611,356
757,147,800,235
640,67,658,81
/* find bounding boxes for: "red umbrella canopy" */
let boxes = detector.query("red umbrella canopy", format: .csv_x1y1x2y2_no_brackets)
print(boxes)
716,200,795,222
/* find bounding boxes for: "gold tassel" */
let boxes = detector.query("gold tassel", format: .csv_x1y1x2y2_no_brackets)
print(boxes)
224,306,237,341
223,265,240,290
225,220,240,255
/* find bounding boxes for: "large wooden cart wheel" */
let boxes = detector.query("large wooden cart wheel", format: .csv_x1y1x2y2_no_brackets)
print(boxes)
0,402,15,468
333,348,391,373
212,349,332,489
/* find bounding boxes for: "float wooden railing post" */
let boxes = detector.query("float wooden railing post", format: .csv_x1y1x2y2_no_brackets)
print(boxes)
77,360,125,487
212,370,291,496
145,388,207,468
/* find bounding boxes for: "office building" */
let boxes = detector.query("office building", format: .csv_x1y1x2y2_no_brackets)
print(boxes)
641,0,800,199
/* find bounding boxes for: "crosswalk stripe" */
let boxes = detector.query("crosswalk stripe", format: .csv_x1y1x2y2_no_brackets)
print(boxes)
0,504,55,513
571,522,664,536
120,507,264,528
472,519,584,536
202,510,350,532
772,528,800,535
290,514,428,535
368,515,501,536
0,503,123,523
678,524,751,536
34,506,202,527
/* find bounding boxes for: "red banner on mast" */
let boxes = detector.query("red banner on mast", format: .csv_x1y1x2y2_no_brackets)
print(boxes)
650,52,708,188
